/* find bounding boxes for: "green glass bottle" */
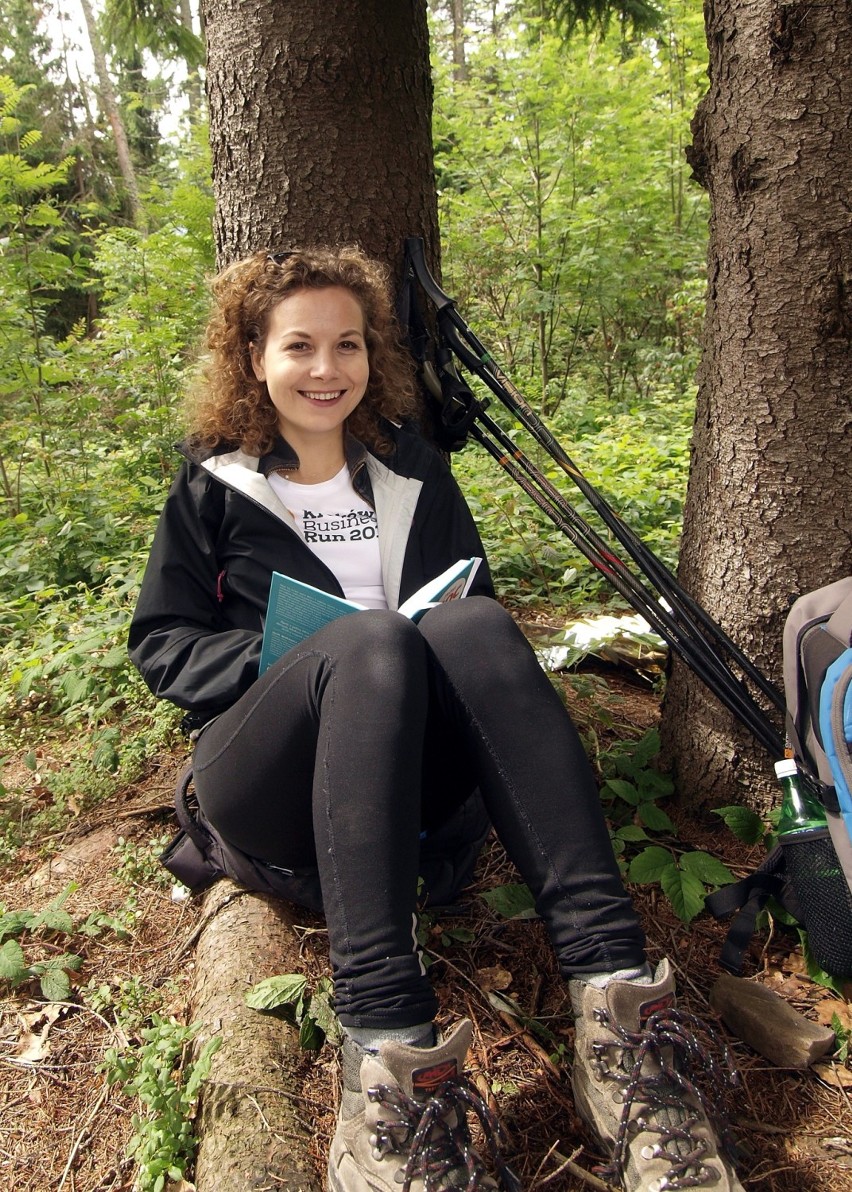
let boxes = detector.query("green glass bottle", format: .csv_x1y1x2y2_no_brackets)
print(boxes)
774,757,852,977
775,759,827,837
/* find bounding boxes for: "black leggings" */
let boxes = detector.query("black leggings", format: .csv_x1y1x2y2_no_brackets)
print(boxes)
193,598,646,1028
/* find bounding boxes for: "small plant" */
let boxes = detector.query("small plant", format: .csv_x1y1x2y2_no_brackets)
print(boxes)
414,898,477,966
114,833,175,891
0,881,143,1002
627,845,735,925
832,1011,851,1064
245,972,341,1050
84,975,179,1034
103,1014,221,1192
486,988,568,1069
0,886,83,1000
599,728,677,834
597,729,736,923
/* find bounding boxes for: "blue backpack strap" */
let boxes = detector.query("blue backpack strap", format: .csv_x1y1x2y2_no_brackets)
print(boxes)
819,648,852,846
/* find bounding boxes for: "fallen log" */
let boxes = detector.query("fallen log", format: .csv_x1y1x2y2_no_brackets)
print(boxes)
190,880,322,1191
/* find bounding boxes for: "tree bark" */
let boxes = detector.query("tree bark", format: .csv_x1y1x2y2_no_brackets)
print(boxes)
201,0,440,277
662,0,852,811
191,882,322,1191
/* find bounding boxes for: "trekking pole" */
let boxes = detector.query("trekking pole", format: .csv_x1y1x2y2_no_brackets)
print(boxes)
402,238,785,756
403,239,785,707
467,403,785,758
421,334,783,754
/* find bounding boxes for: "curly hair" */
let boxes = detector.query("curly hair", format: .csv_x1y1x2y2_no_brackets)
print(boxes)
188,246,421,456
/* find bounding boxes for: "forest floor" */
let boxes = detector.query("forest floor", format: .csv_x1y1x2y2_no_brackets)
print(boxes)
2,633,852,1192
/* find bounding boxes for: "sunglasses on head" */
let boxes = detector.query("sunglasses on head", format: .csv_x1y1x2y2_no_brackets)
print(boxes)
266,250,297,264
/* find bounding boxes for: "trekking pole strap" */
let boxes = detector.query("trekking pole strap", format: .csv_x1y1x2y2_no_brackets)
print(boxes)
704,845,797,975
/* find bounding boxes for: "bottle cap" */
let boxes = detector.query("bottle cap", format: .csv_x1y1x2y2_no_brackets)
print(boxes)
774,759,798,779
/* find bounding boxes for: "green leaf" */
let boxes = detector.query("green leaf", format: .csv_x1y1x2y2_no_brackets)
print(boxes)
307,986,341,1046
637,770,674,799
637,802,675,833
627,846,673,884
660,866,706,924
615,824,649,842
298,1012,324,1051
479,883,537,920
0,909,36,940
800,930,848,995
631,728,661,768
245,973,307,1011
680,851,735,887
0,938,27,983
32,907,74,935
442,926,476,946
604,778,640,805
38,966,71,1002
711,805,765,845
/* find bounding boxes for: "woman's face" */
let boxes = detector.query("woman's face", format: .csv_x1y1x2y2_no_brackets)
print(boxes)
250,286,370,453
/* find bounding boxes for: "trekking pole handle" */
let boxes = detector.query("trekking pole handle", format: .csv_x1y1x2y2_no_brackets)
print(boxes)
404,237,455,313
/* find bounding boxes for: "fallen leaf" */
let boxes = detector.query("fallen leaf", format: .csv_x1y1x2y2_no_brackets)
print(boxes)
767,975,808,1002
813,1062,852,1090
475,966,513,994
815,999,852,1030
15,1031,51,1064
783,952,809,977
12,1003,66,1064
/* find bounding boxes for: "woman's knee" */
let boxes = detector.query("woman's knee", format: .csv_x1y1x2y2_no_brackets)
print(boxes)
419,595,518,652
319,609,426,693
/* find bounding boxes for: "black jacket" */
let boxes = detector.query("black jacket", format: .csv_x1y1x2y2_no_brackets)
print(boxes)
128,422,494,721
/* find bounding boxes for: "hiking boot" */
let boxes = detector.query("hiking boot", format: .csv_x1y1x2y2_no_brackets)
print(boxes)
569,959,745,1192
327,1019,520,1191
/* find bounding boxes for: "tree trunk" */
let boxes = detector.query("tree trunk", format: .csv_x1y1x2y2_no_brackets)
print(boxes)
191,882,322,1191
662,0,852,812
79,0,143,227
179,0,205,116
201,0,440,277
190,5,440,1179
451,0,468,82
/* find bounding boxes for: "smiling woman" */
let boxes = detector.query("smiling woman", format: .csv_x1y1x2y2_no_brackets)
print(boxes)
128,245,746,1192
248,288,370,483
189,248,420,459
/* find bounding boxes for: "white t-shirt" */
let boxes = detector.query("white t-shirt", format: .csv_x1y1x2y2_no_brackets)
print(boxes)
267,465,388,608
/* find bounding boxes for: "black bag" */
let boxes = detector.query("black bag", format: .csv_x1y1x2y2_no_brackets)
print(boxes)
160,763,491,911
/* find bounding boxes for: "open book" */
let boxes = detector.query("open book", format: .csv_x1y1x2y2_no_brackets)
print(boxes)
259,556,482,675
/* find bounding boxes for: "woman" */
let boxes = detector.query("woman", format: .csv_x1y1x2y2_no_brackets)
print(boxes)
129,246,743,1192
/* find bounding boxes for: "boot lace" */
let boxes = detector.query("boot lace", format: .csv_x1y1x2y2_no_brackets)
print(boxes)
367,1073,521,1192
590,1005,740,1190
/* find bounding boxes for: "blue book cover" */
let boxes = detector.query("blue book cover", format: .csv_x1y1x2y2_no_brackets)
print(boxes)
259,557,481,675
259,575,363,674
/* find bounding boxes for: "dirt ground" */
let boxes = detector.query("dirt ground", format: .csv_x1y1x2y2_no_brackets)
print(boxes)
2,664,852,1192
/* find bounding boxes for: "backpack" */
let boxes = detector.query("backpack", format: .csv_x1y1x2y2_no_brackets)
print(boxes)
783,576,852,893
159,763,492,912
707,578,852,976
